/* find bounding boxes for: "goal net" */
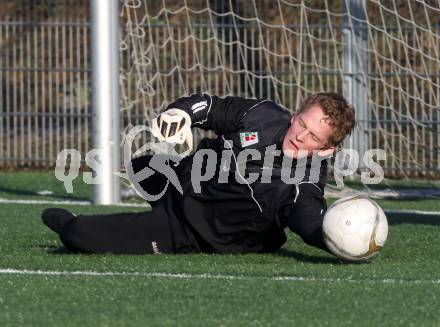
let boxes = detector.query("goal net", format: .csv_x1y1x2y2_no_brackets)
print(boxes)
119,0,440,193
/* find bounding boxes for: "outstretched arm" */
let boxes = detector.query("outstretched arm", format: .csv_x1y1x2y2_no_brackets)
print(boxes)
287,182,330,253
165,93,261,134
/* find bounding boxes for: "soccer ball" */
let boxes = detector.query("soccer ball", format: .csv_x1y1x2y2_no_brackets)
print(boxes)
322,195,388,262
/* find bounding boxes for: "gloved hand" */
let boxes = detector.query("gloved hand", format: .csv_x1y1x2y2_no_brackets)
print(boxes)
151,108,193,153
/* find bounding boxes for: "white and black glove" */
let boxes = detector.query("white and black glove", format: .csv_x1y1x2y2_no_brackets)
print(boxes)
151,108,193,153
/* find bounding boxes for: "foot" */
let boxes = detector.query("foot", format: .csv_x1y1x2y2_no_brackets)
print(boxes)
42,208,76,234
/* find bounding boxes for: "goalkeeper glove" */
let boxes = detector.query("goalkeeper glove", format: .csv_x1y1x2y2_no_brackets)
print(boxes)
151,108,193,153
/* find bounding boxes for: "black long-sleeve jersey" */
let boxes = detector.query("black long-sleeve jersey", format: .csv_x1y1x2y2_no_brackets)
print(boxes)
132,94,329,254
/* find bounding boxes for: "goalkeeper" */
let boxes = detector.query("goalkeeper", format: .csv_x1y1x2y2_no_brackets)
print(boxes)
42,93,355,254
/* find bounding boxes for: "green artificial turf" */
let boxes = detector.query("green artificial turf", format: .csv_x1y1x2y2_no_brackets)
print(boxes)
0,172,439,326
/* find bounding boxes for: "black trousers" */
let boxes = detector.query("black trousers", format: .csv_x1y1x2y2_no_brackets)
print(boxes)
59,211,174,254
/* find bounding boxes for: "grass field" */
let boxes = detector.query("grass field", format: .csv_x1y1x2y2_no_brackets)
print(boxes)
0,172,439,326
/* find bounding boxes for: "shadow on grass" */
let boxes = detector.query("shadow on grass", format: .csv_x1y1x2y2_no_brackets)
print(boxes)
387,212,440,226
0,186,88,201
276,248,344,264
38,244,77,254
40,244,371,265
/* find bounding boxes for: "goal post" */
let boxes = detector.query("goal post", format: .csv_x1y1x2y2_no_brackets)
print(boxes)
342,0,369,162
90,0,121,204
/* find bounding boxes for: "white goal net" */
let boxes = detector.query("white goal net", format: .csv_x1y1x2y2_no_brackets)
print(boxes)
119,0,440,181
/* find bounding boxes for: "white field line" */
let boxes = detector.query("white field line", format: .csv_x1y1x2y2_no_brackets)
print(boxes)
0,197,438,216
384,209,440,215
0,268,439,284
0,198,149,208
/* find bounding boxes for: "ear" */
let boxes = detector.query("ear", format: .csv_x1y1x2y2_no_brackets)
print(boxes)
290,114,296,124
317,146,335,157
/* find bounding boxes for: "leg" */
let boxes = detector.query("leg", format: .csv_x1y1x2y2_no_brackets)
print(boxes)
58,211,174,254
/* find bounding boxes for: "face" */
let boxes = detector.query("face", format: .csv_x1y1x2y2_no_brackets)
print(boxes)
282,104,335,158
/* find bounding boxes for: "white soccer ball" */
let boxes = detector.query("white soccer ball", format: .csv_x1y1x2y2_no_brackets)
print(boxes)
322,195,388,262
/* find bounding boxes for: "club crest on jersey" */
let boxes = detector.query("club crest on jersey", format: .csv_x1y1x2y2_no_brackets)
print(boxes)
240,132,259,147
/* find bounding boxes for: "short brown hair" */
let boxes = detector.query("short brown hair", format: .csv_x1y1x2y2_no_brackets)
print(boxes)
297,92,356,147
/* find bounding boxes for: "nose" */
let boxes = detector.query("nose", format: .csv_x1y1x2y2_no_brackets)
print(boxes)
296,130,307,142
